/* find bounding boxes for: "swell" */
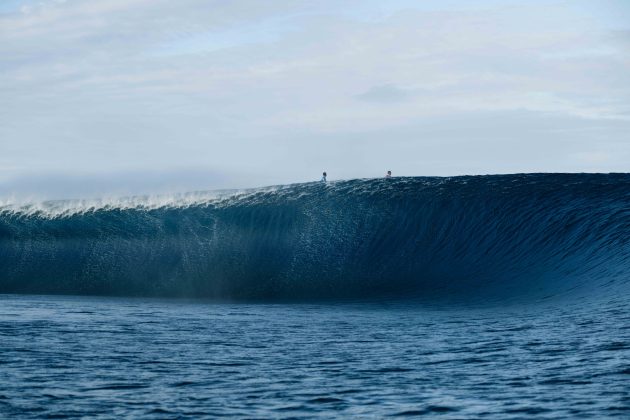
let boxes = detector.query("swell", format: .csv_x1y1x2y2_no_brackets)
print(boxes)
0,173,629,301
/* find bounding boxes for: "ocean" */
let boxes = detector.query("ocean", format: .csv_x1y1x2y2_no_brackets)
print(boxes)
1,173,629,417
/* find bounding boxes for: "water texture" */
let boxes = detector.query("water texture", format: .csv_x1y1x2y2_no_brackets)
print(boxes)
1,173,629,301
0,295,628,418
1,173,629,418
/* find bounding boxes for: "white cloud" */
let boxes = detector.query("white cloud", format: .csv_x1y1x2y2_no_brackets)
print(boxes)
0,0,629,196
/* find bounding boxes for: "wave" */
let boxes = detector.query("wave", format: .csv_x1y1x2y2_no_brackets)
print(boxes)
1,173,629,301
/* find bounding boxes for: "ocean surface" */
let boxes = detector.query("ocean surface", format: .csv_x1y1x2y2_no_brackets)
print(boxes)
1,295,629,418
1,174,629,417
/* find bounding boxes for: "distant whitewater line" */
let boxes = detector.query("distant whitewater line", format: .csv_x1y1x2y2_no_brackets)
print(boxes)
1,174,629,302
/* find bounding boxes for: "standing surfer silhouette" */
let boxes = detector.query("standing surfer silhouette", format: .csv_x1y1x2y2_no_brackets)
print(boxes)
321,172,327,182
385,170,392,178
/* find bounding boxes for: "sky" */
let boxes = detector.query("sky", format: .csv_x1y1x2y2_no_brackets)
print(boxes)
1,0,629,199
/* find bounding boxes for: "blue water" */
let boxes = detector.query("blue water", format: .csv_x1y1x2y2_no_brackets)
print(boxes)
1,174,629,301
1,295,628,418
1,174,629,417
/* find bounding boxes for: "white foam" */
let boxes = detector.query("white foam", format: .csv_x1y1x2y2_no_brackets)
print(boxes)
0,185,292,218
0,178,375,218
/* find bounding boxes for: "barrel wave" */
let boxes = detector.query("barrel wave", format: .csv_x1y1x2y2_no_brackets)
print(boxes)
1,173,629,301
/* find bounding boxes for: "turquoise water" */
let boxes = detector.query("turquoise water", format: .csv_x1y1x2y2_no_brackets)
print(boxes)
1,294,628,418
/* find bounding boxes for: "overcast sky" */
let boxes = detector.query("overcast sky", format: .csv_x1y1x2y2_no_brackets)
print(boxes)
1,0,629,199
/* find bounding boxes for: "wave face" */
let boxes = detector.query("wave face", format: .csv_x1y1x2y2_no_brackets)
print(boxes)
1,174,629,301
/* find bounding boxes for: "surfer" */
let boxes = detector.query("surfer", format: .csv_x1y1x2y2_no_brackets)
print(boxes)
385,170,392,178
321,172,327,182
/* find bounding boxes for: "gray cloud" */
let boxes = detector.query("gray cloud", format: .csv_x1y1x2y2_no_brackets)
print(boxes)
356,84,415,103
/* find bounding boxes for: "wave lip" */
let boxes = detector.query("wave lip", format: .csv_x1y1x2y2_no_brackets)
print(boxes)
1,173,629,301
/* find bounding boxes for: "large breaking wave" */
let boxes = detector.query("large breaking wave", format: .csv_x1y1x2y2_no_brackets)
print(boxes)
1,174,629,301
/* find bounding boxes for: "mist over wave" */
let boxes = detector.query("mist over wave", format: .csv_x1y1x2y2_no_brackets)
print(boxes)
1,173,628,302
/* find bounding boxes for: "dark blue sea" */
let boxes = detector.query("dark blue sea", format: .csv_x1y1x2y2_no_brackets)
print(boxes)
1,174,629,418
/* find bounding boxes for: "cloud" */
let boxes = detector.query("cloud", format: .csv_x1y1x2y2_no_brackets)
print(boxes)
0,0,629,193
356,84,415,103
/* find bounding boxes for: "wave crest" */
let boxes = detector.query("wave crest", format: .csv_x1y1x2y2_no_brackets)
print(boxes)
1,174,629,301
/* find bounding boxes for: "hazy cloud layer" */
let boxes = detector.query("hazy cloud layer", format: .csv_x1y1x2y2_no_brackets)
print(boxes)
1,0,629,198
